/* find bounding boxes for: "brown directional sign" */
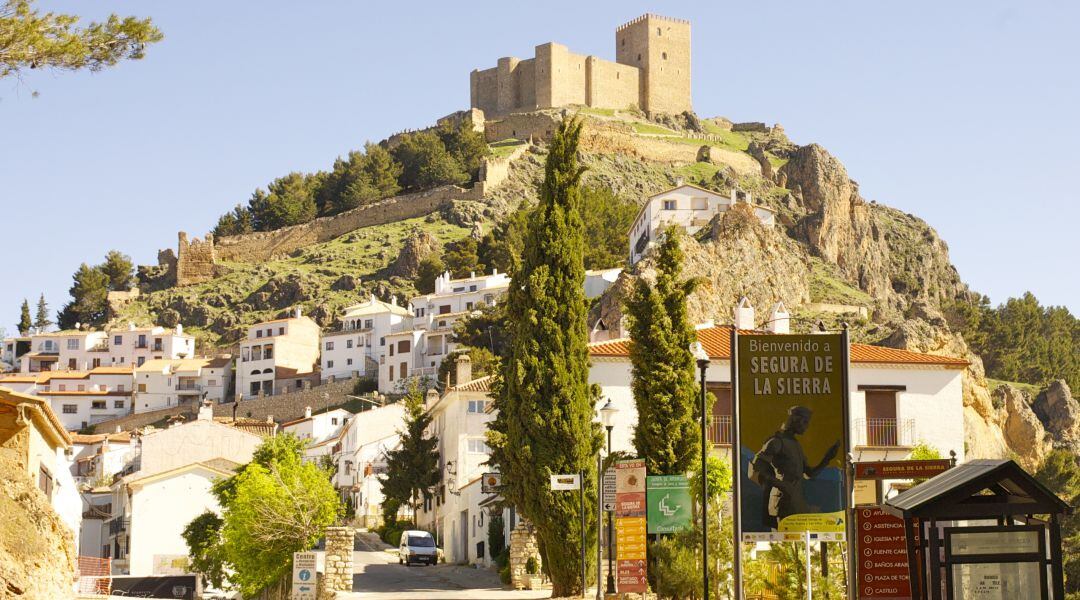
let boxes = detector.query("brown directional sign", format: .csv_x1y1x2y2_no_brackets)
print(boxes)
855,460,952,480
857,506,918,600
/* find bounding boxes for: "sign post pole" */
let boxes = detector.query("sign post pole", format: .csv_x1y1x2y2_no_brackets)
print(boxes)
730,327,743,600
841,326,855,600
806,532,813,600
580,469,586,599
596,453,603,600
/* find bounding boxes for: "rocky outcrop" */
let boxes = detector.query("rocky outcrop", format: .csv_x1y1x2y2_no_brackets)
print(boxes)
1032,381,1080,451
746,141,775,181
243,273,315,311
593,203,811,333
0,460,77,599
998,385,1053,470
390,229,441,278
780,144,967,316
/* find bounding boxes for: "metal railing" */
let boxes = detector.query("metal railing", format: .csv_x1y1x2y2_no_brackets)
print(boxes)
854,417,916,447
708,415,732,446
175,382,203,392
108,517,130,536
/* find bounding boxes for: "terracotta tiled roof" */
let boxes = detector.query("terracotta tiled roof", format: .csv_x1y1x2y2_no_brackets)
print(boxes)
588,325,969,368
214,417,277,438
450,375,493,393
70,431,133,445
90,367,135,375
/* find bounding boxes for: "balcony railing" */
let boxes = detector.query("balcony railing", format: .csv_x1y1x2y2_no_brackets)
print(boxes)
134,342,148,349
175,382,203,392
854,417,916,447
152,344,163,352
108,517,130,536
707,415,732,446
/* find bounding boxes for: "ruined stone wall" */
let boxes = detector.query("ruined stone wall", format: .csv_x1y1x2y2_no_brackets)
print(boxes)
479,144,530,189
211,378,356,422
484,111,563,143
176,232,217,286
211,185,480,264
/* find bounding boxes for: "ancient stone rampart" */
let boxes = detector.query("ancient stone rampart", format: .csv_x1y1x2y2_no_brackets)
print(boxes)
176,232,217,286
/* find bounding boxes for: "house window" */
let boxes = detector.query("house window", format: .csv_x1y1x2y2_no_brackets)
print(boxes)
332,418,338,425
346,339,353,349
62,404,77,414
864,391,900,446
59,384,66,391
468,400,490,413
91,400,106,409
389,365,394,381
208,380,216,387
68,359,77,370
136,356,145,367
663,199,677,210
67,339,79,350
439,305,452,315
117,384,124,392
400,362,408,379
389,345,394,357
467,438,491,454
77,384,85,391
278,327,284,336
92,358,101,368
326,341,335,351
114,400,124,409
469,285,477,292
327,360,334,369
263,345,273,359
114,335,122,345
397,340,410,353
138,384,146,393
38,467,54,500
466,302,474,311
346,358,353,366
256,330,263,338
364,319,373,329
380,337,385,346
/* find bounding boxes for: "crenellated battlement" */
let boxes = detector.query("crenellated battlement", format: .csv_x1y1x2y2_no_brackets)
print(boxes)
616,13,690,33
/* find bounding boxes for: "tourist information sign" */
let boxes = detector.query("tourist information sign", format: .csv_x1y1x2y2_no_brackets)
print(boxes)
292,551,317,600
646,474,692,534
602,467,616,512
615,459,647,593
856,507,916,600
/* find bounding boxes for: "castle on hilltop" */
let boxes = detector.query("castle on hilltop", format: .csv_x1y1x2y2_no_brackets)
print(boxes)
470,13,691,116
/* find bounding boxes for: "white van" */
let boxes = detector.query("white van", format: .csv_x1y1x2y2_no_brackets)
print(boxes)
398,530,437,566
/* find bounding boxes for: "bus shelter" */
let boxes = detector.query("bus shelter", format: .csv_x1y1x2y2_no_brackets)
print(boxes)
883,459,1071,600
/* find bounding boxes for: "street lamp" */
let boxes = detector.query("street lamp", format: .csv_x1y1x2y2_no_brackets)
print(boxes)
690,341,711,600
599,399,619,596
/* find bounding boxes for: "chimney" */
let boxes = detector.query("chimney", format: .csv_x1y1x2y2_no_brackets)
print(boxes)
266,415,274,423
675,176,685,186
129,322,136,331
176,324,183,336
304,406,312,419
426,388,439,406
734,297,756,330
294,307,302,319
115,425,122,434
767,302,790,334
197,399,213,421
455,353,472,385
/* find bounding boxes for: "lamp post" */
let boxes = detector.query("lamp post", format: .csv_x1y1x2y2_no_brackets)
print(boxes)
599,399,619,596
690,341,711,600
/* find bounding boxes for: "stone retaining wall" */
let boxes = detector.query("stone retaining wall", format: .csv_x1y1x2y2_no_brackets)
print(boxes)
211,378,356,423
323,526,355,594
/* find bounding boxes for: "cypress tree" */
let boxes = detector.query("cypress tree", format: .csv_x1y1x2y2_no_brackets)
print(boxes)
380,382,440,526
34,293,52,331
624,226,702,475
18,299,31,335
488,118,600,597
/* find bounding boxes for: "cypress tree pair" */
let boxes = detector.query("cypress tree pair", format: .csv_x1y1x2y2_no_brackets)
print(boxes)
624,226,703,475
488,118,601,597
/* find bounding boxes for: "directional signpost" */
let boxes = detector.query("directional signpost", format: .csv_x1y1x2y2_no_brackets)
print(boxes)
602,468,617,512
615,459,647,593
292,551,317,600
646,474,692,534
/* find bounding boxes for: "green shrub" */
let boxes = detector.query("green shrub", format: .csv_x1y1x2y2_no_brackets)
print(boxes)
499,563,512,585
385,527,404,547
352,377,377,395
525,556,539,575
650,536,702,599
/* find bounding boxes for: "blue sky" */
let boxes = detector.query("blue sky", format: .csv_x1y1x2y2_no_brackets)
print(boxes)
1,0,1076,335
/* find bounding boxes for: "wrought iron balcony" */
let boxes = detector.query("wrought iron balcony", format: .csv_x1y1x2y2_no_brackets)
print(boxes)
175,382,203,392
108,517,130,536
854,417,916,447
707,415,732,446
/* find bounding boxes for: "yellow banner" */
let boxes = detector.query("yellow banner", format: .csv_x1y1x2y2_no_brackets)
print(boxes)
777,511,846,533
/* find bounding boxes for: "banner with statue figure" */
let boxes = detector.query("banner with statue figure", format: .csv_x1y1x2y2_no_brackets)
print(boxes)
736,333,847,540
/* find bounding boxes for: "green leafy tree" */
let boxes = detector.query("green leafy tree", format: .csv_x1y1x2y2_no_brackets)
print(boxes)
415,255,445,295
183,433,340,597
487,118,601,597
99,250,134,291
0,0,163,81
624,227,702,475
443,237,484,278
211,204,254,237
57,263,109,329
249,172,322,231
33,293,51,331
436,346,499,387
319,143,403,215
17,298,31,334
1036,450,1080,595
580,187,638,269
380,382,440,526
479,206,531,275
392,131,468,190
437,118,489,182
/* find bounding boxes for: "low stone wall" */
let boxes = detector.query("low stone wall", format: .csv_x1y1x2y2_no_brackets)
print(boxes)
323,526,355,594
484,111,563,143
211,378,356,422
509,522,541,590
803,302,870,319
90,403,196,433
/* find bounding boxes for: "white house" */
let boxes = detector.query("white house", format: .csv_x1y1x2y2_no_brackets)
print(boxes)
68,431,138,559
0,368,134,430
330,402,406,527
321,296,412,382
105,324,196,368
415,355,500,565
282,406,353,459
236,309,321,399
628,184,777,266
133,356,233,413
106,403,262,575
1,334,30,371
585,268,623,299
15,324,196,373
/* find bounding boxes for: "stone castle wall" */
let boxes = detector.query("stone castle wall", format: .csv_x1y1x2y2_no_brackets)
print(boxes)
483,111,563,143
471,13,690,116
176,232,217,286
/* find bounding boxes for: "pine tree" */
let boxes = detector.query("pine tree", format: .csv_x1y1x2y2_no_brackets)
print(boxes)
380,382,440,526
57,263,109,330
18,299,31,334
623,226,702,475
488,118,600,597
33,293,52,331
99,250,134,291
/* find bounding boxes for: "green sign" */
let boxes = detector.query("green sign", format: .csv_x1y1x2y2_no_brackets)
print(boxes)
646,475,692,534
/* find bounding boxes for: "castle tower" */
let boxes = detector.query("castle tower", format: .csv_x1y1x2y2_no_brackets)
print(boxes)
615,14,692,114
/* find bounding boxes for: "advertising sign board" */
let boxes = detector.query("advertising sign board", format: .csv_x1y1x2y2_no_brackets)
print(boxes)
856,507,915,600
737,334,847,539
481,472,502,494
646,475,692,534
602,468,617,511
550,473,580,491
615,459,647,593
855,460,952,480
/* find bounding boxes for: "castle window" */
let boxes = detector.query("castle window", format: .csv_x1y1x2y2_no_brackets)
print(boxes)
637,53,642,62
662,52,668,60
657,27,662,36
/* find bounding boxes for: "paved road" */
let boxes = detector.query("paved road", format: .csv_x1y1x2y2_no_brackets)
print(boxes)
339,533,550,600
